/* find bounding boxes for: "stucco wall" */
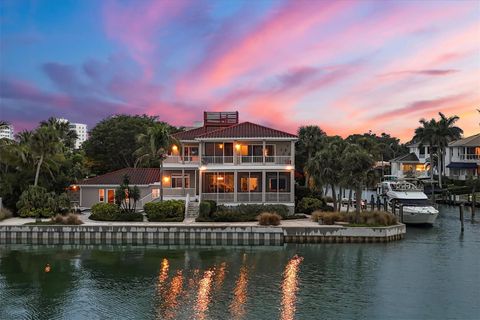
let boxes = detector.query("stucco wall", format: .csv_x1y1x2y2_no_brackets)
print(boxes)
80,186,151,208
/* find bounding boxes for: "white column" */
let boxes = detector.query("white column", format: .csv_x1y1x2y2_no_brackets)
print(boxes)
181,143,185,164
194,169,197,199
262,171,266,203
182,168,185,196
290,140,295,165
199,142,203,164
263,140,266,164
198,170,202,202
234,171,238,202
290,169,295,203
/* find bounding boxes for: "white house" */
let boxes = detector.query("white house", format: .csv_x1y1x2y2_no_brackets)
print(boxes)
0,124,14,140
445,133,480,180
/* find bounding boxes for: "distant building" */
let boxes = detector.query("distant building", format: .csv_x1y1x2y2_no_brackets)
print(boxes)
58,118,88,149
0,124,14,140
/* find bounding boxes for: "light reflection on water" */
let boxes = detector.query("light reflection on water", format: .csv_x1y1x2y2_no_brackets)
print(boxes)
280,255,303,320
161,270,183,320
195,269,215,320
229,255,249,319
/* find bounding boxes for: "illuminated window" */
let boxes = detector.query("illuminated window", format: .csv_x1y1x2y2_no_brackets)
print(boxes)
98,189,105,202
107,189,115,204
152,188,160,199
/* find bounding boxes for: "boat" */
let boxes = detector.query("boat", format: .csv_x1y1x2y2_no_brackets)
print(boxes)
377,178,438,225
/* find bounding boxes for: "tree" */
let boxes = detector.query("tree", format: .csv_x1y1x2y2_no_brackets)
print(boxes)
115,175,140,213
134,123,177,202
31,126,63,187
305,136,346,211
296,125,326,187
341,144,375,220
432,113,463,188
413,118,436,183
83,115,160,174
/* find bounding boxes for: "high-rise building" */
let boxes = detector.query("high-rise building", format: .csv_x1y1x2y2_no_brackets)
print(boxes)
0,124,14,140
58,118,88,149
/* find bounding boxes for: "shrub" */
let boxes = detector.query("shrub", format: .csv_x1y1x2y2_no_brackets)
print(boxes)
257,212,281,226
144,200,185,222
203,200,217,214
297,197,326,215
198,201,212,220
90,203,143,221
0,208,13,221
323,196,335,203
16,186,72,218
312,210,397,226
51,213,83,225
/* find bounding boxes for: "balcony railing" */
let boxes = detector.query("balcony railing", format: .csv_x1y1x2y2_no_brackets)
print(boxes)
459,154,480,160
201,155,292,165
265,192,291,202
164,156,200,164
202,193,235,202
237,192,262,202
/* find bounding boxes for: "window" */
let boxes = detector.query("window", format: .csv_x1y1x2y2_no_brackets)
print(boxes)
238,172,262,192
152,188,160,199
107,189,115,204
266,172,290,192
202,172,234,193
171,175,190,188
98,189,105,202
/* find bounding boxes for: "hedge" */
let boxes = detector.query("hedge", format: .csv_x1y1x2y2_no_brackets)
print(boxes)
296,197,333,214
144,200,185,222
89,203,143,221
196,204,289,222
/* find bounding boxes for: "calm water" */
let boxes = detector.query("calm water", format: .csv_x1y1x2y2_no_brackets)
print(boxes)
1,205,479,320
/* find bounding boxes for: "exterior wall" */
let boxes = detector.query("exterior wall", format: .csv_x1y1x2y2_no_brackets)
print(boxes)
0,125,14,140
80,186,151,208
445,145,480,180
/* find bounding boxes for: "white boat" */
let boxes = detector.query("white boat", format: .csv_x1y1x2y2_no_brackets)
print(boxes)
377,179,438,225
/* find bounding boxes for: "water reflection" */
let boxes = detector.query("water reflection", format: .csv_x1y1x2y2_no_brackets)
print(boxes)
162,270,184,320
214,262,227,291
229,258,249,319
280,255,303,320
195,269,214,320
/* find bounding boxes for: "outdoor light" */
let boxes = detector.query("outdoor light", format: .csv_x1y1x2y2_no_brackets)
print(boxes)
172,145,178,152
286,165,293,170
163,176,170,183
199,165,207,171
219,144,223,149
235,143,241,151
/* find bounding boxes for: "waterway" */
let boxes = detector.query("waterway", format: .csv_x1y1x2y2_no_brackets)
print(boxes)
0,205,478,320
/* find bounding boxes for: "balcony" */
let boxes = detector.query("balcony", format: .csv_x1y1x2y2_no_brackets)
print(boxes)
201,192,291,203
164,155,200,164
459,154,480,161
201,155,292,166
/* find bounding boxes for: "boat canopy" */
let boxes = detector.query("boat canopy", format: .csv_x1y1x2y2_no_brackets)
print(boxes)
446,162,478,169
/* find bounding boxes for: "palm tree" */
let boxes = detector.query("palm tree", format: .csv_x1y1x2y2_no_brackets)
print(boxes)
413,118,436,183
31,126,62,187
432,113,463,188
297,125,326,187
305,137,345,211
40,117,78,149
134,123,177,202
341,144,375,220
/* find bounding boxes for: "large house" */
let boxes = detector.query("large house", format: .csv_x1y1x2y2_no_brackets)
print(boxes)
445,133,480,180
390,133,480,181
76,112,297,212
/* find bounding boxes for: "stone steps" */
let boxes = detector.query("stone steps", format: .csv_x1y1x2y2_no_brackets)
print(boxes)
186,202,200,218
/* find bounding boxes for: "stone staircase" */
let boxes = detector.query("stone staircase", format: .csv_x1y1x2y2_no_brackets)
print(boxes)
186,201,200,219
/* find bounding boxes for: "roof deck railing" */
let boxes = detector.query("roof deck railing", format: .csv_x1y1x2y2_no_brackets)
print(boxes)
203,111,239,127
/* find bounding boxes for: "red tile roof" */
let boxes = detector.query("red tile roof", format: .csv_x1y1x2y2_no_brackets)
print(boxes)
78,168,161,185
197,122,297,139
171,126,219,141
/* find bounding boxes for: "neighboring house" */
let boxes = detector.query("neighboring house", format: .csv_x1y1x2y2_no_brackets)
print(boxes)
390,141,431,178
76,111,298,212
445,133,480,180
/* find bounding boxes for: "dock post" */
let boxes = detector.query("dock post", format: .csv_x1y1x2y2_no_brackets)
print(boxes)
399,204,404,223
472,193,476,219
459,204,464,233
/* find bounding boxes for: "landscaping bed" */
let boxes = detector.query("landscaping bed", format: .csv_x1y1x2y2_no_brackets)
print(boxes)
144,200,185,222
311,210,397,227
196,202,289,223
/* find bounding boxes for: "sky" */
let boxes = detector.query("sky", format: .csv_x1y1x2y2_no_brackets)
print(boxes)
1,0,479,141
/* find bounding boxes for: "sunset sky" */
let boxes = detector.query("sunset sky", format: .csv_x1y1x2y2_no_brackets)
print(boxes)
1,0,479,141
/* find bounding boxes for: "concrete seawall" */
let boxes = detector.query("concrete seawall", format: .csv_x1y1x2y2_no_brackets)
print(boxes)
0,223,405,246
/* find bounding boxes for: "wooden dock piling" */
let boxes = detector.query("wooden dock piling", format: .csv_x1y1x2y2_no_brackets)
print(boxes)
459,204,464,233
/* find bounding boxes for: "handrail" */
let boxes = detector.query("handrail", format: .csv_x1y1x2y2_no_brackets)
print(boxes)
139,192,153,207
184,193,190,216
